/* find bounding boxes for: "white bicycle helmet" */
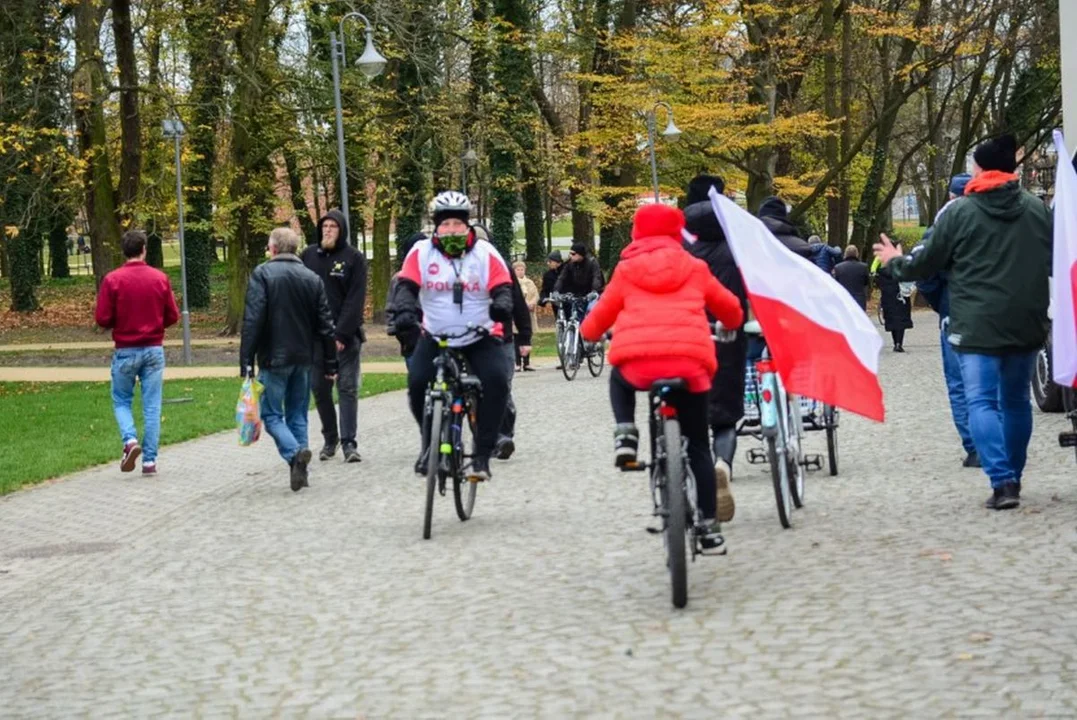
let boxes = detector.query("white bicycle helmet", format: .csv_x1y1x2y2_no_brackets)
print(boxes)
431,191,472,219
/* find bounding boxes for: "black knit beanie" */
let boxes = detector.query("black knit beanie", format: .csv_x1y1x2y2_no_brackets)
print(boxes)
685,174,726,205
973,134,1018,173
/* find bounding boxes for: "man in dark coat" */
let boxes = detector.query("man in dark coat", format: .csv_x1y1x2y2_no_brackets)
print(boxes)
832,245,870,310
539,250,563,306
300,209,368,464
683,173,745,523
874,259,913,352
756,196,812,258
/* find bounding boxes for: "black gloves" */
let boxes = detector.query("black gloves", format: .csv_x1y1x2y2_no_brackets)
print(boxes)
489,285,513,324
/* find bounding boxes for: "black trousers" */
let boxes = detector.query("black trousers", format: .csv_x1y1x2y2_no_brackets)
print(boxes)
609,369,716,520
499,342,517,440
312,338,361,447
407,335,511,458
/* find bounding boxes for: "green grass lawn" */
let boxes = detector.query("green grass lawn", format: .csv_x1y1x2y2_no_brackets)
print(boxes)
0,374,407,495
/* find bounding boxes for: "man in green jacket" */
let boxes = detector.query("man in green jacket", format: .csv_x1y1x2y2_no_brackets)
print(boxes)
874,134,1052,511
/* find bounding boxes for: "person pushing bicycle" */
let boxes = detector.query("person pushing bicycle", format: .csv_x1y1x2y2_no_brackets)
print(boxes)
580,203,744,548
391,191,515,481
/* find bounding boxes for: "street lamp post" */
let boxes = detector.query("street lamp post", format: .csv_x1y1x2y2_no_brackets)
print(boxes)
644,101,682,202
162,116,192,366
461,146,478,196
329,12,387,253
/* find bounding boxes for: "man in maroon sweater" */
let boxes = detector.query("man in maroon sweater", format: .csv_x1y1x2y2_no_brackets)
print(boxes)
94,230,180,475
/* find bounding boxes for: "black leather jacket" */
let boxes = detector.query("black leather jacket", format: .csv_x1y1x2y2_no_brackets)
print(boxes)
240,254,338,375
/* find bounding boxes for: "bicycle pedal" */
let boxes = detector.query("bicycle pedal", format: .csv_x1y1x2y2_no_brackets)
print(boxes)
619,461,648,472
645,526,663,535
746,448,768,465
1060,431,1077,448
803,454,823,471
699,545,728,557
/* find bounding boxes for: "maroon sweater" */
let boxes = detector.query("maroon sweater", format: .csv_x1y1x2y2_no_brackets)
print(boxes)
94,261,180,348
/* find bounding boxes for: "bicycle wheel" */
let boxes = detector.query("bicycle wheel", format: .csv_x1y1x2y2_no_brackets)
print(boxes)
662,418,689,609
423,398,444,540
766,431,793,529
824,405,839,476
587,338,605,377
787,400,806,509
453,405,478,521
561,325,580,381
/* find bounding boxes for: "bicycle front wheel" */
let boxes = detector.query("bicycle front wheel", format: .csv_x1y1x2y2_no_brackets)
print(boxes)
561,325,580,381
423,398,444,540
453,407,478,521
824,405,839,476
662,418,689,609
767,432,793,529
787,398,806,509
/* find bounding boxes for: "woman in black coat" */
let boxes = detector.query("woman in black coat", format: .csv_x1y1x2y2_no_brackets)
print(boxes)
683,175,749,495
875,264,913,351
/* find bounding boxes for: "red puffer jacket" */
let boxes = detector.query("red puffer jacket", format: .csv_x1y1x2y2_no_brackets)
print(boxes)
581,233,744,393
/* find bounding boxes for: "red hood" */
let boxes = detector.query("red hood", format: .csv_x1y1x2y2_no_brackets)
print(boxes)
618,235,696,293
965,170,1019,195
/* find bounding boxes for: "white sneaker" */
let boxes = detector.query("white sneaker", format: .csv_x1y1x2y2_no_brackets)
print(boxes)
715,459,735,522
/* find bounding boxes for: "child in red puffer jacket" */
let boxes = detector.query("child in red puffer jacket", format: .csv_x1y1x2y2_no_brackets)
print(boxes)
581,203,743,542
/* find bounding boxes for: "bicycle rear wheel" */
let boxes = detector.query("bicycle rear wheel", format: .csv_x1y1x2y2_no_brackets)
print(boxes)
453,406,478,521
767,432,792,529
788,398,806,508
587,338,605,377
423,398,444,540
662,418,689,609
824,405,839,476
561,325,580,381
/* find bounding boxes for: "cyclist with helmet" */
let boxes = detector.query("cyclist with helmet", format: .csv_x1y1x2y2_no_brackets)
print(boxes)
392,191,515,481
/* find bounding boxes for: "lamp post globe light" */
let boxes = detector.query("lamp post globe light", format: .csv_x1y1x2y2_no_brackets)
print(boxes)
162,115,192,365
644,101,681,202
329,12,387,252
461,146,478,196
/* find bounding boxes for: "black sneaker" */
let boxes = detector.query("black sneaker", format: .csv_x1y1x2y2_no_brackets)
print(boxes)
495,437,516,461
614,423,639,468
319,442,338,461
469,455,492,481
291,448,312,492
414,448,429,476
342,444,362,463
985,484,1019,510
695,520,726,554
963,452,981,468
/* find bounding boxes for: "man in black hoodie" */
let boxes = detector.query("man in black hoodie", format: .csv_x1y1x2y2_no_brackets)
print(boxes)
300,209,368,464
756,196,812,259
683,174,745,523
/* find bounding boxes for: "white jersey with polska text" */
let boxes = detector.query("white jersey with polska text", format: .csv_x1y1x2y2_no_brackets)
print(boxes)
398,238,511,347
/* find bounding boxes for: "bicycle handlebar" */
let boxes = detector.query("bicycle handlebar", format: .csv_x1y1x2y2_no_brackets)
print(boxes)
427,324,491,341
549,292,599,303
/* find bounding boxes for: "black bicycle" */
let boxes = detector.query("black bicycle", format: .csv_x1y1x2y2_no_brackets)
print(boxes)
550,292,604,380
420,327,486,540
620,324,735,609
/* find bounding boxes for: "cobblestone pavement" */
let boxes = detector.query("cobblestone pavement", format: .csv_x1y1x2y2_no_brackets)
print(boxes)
2,320,1076,718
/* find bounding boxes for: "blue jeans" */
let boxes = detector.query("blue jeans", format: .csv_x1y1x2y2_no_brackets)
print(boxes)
956,351,1037,489
259,365,311,464
111,346,166,463
940,321,975,455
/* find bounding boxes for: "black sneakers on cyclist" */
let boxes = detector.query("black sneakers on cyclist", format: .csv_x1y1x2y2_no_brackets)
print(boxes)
469,455,492,481
414,448,430,476
694,519,726,554
495,436,516,461
614,423,639,468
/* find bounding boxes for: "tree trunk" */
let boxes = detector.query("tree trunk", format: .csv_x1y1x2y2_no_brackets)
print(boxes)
370,178,393,322
146,230,164,268
521,168,546,261
822,0,841,244
73,0,122,290
282,137,318,247
49,214,71,279
182,0,228,308
111,0,141,218
8,232,40,311
837,3,853,247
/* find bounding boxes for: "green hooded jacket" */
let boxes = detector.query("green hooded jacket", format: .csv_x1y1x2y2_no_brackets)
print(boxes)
888,178,1052,354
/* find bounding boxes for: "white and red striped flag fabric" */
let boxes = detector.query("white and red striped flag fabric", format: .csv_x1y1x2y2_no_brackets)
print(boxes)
710,188,885,421
1051,129,1077,388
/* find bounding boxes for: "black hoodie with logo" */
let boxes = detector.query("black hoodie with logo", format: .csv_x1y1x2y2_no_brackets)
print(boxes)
300,209,369,345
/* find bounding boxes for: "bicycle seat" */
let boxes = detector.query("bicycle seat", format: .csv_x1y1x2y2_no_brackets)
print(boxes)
743,320,763,335
460,376,483,392
651,378,687,392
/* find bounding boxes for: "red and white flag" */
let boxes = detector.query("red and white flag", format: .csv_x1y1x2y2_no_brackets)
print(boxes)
1052,130,1077,388
710,189,885,421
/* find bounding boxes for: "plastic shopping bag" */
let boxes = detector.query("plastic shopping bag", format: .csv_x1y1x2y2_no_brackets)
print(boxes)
236,376,263,446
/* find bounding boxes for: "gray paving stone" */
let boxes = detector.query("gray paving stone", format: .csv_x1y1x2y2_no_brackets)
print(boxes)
1,320,1076,716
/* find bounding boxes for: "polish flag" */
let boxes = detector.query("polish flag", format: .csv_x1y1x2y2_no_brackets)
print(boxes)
710,188,885,421
1051,129,1077,388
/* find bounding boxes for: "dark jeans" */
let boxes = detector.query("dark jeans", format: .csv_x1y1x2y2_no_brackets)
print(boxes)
609,369,716,520
407,335,511,458
312,338,361,448
499,342,517,440
712,425,737,470
259,364,311,464
956,351,1036,489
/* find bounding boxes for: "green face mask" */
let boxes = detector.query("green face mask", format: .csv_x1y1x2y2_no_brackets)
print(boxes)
439,233,468,256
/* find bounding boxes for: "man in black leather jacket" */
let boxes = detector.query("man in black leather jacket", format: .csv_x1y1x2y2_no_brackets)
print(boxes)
240,228,338,492
683,174,747,523
301,209,368,464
